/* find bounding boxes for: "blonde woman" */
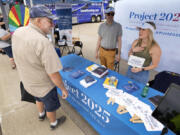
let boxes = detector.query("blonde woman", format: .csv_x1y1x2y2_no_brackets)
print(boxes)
126,22,161,84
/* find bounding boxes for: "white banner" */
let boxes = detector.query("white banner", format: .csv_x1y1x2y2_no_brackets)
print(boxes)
114,0,180,74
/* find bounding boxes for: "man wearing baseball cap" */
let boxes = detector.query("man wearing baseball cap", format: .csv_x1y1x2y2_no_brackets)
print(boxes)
12,5,68,130
95,7,122,70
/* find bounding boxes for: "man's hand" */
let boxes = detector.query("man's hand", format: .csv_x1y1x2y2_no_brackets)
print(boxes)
95,51,99,59
115,55,121,62
61,88,68,99
48,72,69,99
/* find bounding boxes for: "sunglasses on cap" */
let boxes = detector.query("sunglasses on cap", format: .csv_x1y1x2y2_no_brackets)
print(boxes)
107,12,114,16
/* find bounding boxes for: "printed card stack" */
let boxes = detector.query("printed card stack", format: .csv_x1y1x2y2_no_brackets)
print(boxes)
103,77,118,89
86,64,108,78
80,75,97,88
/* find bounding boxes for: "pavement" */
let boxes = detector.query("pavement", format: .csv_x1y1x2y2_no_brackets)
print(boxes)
0,22,158,135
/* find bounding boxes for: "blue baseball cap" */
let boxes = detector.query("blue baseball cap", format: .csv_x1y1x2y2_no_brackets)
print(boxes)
105,7,115,14
30,5,59,20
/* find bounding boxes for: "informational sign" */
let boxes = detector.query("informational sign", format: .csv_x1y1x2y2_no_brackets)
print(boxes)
128,55,145,68
55,3,72,46
114,0,180,74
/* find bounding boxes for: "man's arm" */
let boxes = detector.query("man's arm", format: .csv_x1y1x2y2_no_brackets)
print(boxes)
0,33,11,41
0,22,5,26
48,72,68,99
95,36,102,59
116,36,122,61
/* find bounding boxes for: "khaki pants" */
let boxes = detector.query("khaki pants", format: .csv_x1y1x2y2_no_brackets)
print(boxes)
99,47,116,70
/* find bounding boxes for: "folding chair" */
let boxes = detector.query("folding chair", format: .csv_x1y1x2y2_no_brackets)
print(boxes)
61,35,70,54
56,35,70,56
69,41,83,57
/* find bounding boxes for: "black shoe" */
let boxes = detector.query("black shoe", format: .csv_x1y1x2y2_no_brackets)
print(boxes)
38,113,46,121
50,116,66,130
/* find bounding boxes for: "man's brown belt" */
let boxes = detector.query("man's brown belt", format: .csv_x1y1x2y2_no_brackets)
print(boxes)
101,47,116,51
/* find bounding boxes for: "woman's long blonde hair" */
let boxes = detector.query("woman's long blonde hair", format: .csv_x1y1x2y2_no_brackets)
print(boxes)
137,22,158,53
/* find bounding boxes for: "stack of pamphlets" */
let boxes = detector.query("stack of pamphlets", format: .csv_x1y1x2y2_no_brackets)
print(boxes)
86,64,99,72
122,81,139,93
70,70,85,79
80,75,97,88
103,77,118,89
86,64,108,78
91,66,108,78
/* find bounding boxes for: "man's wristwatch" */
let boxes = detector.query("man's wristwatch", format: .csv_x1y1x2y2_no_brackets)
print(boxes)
142,68,145,71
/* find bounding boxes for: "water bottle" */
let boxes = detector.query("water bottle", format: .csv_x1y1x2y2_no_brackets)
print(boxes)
141,83,149,97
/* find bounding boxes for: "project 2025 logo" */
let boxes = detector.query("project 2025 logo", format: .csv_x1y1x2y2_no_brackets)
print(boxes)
129,11,180,22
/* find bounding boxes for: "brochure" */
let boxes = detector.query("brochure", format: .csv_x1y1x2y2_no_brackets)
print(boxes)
123,82,139,93
84,75,95,83
86,64,99,72
80,75,97,88
62,66,74,72
103,77,118,89
91,66,108,78
128,55,145,68
70,70,85,79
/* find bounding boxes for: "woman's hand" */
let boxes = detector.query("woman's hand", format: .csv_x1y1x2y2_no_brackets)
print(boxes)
131,67,142,73
132,46,144,53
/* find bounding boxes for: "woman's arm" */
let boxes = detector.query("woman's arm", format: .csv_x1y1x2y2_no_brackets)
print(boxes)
143,44,161,71
128,40,137,56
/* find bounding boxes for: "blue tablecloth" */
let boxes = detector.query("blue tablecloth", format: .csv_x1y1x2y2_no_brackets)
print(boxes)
57,54,175,135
